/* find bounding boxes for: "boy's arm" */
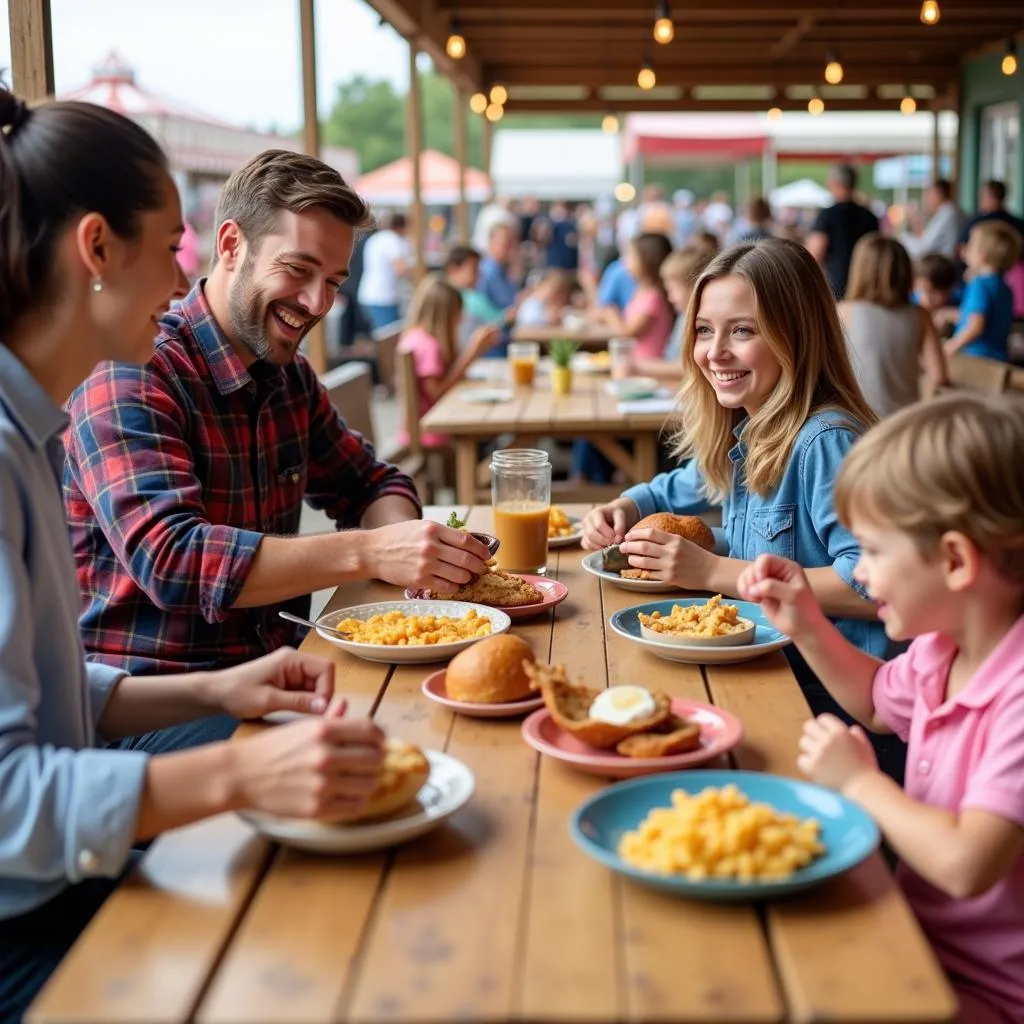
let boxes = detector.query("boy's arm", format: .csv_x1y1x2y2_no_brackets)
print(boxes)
945,312,986,355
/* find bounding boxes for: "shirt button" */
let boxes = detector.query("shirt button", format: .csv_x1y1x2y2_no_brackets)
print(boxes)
918,759,931,774
78,849,99,872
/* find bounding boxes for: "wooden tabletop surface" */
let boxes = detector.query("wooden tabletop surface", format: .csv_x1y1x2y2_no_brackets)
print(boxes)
511,323,619,348
30,506,957,1024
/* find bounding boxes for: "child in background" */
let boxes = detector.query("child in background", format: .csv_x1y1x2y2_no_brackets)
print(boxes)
397,275,500,448
516,268,575,327
634,244,717,382
946,221,1022,362
738,392,1024,1023
592,232,674,358
913,253,959,338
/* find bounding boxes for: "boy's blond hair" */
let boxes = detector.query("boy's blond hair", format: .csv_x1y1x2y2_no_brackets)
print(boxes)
969,220,1023,274
835,392,1024,585
661,246,715,288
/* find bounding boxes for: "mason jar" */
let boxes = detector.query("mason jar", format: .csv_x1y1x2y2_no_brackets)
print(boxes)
490,448,551,575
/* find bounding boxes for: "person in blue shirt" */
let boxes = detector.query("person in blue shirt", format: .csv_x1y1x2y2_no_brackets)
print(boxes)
596,255,637,311
581,238,904,778
947,220,1021,362
477,221,521,357
0,89,386,1021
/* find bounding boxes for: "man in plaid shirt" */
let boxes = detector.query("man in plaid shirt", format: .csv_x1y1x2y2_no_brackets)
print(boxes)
64,150,490,683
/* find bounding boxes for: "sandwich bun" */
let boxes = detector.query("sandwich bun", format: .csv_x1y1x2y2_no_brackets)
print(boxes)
330,738,430,823
445,634,536,704
633,513,715,551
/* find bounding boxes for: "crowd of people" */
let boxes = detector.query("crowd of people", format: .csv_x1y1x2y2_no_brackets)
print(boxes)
0,85,1023,1024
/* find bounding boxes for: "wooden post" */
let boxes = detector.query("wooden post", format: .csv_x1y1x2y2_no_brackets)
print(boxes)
931,106,942,185
453,90,469,241
482,117,494,182
8,0,54,100
298,0,327,374
407,42,426,282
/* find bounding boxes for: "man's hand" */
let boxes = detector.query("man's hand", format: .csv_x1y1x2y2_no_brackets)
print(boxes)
210,646,335,719
362,520,490,591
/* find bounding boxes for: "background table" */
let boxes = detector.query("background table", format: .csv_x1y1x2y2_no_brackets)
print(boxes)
420,377,674,505
511,323,619,349
30,506,957,1024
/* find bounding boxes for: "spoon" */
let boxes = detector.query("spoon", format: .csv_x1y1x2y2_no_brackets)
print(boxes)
279,610,352,641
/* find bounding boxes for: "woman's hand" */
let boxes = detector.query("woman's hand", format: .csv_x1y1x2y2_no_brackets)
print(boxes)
617,526,715,588
467,323,501,359
797,714,878,793
737,553,826,639
581,498,640,550
229,702,386,820
212,646,336,719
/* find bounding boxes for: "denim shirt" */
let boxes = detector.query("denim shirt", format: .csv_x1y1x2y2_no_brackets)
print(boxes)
623,409,889,658
0,345,147,920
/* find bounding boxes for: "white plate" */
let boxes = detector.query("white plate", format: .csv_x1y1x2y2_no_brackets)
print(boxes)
605,377,660,400
580,550,682,593
316,600,512,664
548,517,584,548
240,751,474,854
639,617,757,647
571,352,611,375
460,387,515,404
465,361,509,383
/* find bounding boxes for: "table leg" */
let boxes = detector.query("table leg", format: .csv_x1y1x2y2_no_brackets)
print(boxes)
456,439,479,506
634,433,658,484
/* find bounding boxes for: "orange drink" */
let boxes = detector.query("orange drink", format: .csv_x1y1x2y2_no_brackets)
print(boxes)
508,341,540,388
494,503,550,574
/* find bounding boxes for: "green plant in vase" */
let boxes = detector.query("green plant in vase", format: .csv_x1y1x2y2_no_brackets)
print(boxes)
549,338,579,396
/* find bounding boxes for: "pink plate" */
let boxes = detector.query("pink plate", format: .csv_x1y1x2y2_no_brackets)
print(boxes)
421,669,545,718
520,698,744,778
405,576,569,621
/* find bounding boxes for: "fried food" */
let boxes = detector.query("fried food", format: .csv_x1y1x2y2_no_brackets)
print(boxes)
445,634,536,703
432,564,542,607
619,568,654,581
639,595,750,639
619,784,826,882
548,506,578,538
327,739,430,823
616,715,702,758
524,662,671,749
336,609,492,645
633,514,716,551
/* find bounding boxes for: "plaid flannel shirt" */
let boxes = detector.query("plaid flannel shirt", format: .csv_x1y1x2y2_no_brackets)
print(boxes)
64,282,420,675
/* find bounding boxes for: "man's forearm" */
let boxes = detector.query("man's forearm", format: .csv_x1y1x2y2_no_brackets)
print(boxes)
360,493,421,529
99,672,220,740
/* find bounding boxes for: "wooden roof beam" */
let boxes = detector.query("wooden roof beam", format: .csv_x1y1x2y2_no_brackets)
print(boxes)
502,98,946,114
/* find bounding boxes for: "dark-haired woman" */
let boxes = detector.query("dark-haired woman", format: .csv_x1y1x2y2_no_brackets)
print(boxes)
0,90,385,1022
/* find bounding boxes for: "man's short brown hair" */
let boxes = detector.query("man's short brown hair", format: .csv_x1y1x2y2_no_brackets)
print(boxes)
214,149,373,253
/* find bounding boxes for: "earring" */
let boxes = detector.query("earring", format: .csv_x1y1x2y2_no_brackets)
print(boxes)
92,277,103,293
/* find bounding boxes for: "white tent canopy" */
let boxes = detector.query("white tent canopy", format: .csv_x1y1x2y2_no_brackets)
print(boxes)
769,179,833,209
492,130,622,200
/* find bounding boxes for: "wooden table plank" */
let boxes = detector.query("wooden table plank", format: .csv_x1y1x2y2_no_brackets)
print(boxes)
706,657,958,1023
28,816,272,1024
512,324,617,349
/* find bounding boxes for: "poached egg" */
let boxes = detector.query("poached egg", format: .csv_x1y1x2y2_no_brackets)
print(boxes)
589,685,657,726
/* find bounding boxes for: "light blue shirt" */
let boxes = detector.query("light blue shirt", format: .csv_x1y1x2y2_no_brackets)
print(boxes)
623,409,889,659
596,258,637,310
0,344,147,920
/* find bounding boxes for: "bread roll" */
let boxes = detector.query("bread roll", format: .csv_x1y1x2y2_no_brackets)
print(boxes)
445,634,536,703
331,738,430,823
634,513,715,551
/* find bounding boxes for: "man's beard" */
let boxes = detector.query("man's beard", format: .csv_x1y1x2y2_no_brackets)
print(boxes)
227,251,317,366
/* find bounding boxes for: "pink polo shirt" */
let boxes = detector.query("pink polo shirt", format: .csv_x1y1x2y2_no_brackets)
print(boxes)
872,614,1024,1023
397,327,449,448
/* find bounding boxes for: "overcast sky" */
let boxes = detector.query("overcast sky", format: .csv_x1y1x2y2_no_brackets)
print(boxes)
1,0,410,130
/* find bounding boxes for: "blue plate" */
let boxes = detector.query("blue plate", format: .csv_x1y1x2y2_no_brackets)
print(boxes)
572,770,879,901
610,598,791,664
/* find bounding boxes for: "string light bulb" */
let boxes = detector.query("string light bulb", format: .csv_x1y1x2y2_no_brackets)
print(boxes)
469,92,487,114
1002,40,1018,76
900,89,917,115
637,63,657,90
824,54,844,85
489,84,508,105
614,182,637,203
445,19,466,60
485,102,504,123
919,1,940,25
767,106,782,120
602,113,620,134
808,94,825,116
653,2,674,44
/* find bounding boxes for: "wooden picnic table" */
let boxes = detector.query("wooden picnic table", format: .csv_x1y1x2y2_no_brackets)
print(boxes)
29,505,957,1024
511,323,619,349
420,375,673,505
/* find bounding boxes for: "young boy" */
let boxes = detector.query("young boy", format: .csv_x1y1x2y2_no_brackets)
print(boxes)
913,253,958,319
946,220,1022,362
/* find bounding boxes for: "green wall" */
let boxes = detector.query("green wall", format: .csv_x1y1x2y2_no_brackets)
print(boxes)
958,51,1024,215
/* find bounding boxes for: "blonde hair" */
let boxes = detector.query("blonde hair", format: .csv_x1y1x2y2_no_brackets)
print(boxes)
969,220,1023,274
835,392,1024,586
845,233,913,308
673,238,877,500
405,274,462,365
661,246,715,288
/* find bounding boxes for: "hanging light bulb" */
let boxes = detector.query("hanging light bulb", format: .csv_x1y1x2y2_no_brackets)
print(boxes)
919,1,940,25
485,102,504,123
653,1,674,44
808,94,825,116
469,92,488,114
602,113,620,134
1002,40,1018,76
637,62,657,90
900,88,917,115
489,84,508,106
614,182,637,203
767,106,783,120
824,53,844,85
445,19,466,60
